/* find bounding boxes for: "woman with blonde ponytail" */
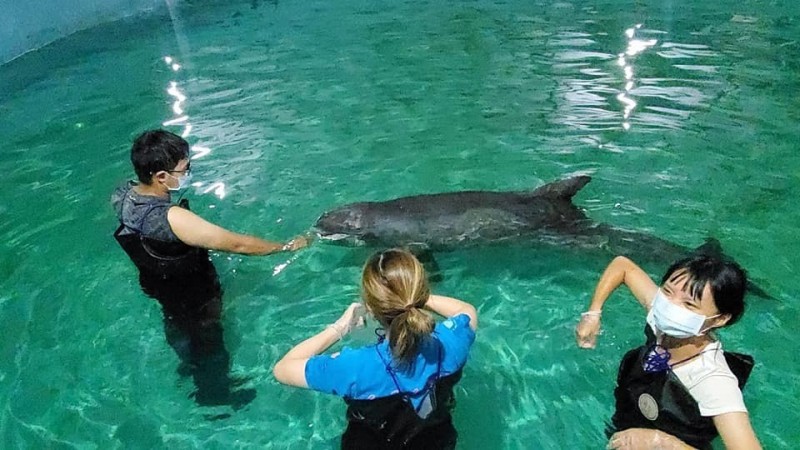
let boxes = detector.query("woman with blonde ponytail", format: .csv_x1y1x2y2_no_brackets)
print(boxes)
274,248,478,449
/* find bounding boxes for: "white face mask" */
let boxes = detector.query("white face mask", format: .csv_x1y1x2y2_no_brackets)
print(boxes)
646,289,719,339
166,171,192,191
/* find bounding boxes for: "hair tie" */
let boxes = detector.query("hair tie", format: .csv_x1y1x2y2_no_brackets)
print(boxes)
378,252,387,274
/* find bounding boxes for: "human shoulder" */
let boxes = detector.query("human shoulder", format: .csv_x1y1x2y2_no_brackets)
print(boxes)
111,181,135,209
672,342,733,384
165,202,210,234
437,313,474,332
433,314,475,373
672,342,747,417
115,181,171,210
112,182,173,234
435,313,476,343
309,344,384,374
305,344,385,396
112,180,136,196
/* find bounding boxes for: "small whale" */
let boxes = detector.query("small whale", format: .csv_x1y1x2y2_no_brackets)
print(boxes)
314,176,770,298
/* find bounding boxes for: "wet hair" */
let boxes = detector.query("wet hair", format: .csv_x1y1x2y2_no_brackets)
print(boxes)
661,255,748,326
130,130,190,184
361,248,434,368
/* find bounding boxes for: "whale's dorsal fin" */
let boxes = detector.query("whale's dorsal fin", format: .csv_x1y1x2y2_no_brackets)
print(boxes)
692,238,724,257
530,175,592,200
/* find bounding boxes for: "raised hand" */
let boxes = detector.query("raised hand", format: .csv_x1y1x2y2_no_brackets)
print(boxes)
575,311,602,349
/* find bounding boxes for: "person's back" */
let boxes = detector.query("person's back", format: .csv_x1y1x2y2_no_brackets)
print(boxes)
273,249,478,449
336,315,472,449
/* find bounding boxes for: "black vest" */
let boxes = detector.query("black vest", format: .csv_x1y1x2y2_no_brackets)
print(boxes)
341,370,462,450
114,199,221,320
114,198,211,279
611,327,754,449
114,225,212,277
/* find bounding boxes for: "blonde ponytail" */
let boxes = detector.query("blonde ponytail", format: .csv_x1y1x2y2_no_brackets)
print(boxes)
361,249,434,367
388,307,435,366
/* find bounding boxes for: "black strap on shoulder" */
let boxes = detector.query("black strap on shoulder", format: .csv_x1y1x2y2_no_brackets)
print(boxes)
723,352,755,390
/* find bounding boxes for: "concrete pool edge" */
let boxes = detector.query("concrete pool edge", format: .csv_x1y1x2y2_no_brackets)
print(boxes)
0,0,165,65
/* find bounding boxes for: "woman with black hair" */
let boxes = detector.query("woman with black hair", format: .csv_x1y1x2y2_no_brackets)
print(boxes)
274,248,478,449
576,255,762,449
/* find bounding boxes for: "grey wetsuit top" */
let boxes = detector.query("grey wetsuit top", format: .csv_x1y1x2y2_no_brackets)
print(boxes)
111,181,180,242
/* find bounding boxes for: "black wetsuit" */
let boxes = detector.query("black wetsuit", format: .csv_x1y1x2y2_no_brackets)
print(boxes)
342,370,462,450
611,327,754,449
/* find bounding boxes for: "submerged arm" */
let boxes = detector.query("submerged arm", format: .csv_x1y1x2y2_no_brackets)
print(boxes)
608,412,762,450
608,428,695,449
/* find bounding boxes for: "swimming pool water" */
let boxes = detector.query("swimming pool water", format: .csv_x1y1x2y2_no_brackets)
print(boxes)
1,0,798,448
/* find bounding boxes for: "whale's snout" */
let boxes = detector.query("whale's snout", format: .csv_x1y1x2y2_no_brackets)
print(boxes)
313,206,367,245
315,232,353,242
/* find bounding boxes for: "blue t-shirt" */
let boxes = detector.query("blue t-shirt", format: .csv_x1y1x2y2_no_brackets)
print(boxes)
305,314,475,410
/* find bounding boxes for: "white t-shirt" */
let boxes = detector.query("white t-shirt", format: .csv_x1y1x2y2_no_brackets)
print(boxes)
670,340,748,417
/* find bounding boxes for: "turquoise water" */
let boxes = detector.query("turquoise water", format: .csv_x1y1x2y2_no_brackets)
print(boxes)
1,0,799,447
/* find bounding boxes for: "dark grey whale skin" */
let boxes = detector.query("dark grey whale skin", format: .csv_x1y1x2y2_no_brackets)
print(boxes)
314,176,684,258
314,175,771,299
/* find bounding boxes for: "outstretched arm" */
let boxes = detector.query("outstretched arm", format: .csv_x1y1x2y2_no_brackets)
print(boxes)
168,206,308,255
575,256,658,349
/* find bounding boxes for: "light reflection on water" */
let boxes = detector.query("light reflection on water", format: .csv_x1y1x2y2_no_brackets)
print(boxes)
550,22,718,135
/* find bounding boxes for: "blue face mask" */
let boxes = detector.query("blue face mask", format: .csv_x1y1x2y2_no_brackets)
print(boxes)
646,289,719,339
166,171,192,191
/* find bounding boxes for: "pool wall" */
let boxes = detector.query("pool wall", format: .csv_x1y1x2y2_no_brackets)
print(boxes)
0,0,163,64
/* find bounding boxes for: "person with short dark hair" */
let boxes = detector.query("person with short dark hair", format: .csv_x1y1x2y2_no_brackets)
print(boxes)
115,129,308,259
273,249,478,449
111,129,308,408
576,255,762,450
